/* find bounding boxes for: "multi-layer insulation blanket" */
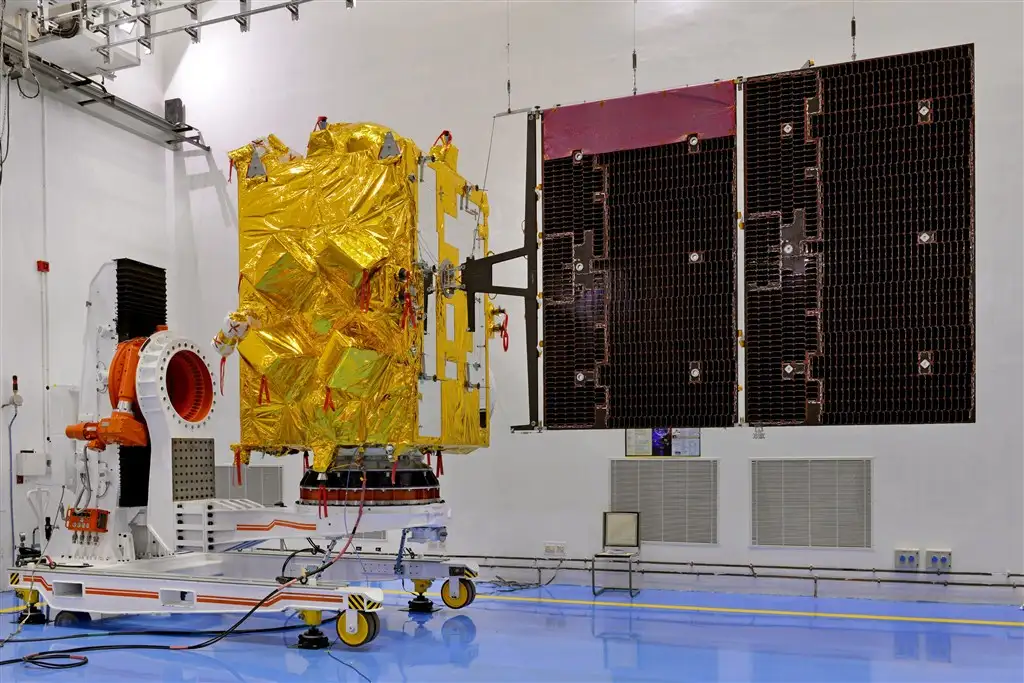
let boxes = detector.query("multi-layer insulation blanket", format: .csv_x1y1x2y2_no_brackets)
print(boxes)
225,123,490,471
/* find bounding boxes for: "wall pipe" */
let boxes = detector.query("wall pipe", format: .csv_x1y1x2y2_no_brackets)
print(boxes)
39,89,51,473
429,553,1022,580
455,559,1022,597
336,551,1020,593
480,560,1022,587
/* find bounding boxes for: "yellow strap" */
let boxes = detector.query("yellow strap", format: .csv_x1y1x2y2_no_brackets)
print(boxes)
0,605,29,614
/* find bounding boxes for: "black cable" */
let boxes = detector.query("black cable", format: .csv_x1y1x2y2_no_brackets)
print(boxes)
48,17,81,40
3,616,335,644
4,471,370,670
13,653,86,670
0,71,11,188
0,0,6,189
280,540,325,578
16,74,40,100
486,562,563,593
6,405,18,563
0,601,342,669
326,637,370,683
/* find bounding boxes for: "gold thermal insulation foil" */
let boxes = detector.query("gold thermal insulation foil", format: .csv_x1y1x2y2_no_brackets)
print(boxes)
228,124,490,471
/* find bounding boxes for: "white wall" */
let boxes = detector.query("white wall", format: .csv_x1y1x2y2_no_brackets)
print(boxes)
161,0,1023,585
0,56,169,567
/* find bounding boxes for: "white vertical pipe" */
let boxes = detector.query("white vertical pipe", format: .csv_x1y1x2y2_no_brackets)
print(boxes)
40,90,51,470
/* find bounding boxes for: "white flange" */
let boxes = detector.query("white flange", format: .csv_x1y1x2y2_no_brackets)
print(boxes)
136,331,217,433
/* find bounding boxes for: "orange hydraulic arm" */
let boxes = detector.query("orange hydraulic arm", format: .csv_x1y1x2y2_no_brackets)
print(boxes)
66,337,149,450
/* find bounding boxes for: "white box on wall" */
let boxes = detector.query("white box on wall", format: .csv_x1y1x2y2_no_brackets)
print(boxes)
16,450,46,477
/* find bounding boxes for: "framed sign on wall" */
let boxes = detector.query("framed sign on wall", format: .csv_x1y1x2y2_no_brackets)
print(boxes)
625,428,701,457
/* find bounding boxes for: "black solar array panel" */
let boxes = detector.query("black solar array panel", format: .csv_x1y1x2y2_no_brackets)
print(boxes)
744,44,975,426
541,156,606,429
743,71,822,425
115,258,167,342
114,258,167,507
542,139,737,429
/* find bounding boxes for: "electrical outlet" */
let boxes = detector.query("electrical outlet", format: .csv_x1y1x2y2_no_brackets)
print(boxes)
894,548,921,571
925,549,952,573
543,542,566,557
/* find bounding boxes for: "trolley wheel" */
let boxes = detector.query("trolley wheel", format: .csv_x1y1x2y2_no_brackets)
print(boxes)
440,578,476,610
53,611,91,628
335,610,380,648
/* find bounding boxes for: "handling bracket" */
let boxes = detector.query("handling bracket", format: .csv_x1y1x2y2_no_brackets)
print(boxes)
459,111,541,432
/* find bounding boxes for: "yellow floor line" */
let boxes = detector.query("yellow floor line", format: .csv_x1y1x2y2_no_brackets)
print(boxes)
380,589,1024,628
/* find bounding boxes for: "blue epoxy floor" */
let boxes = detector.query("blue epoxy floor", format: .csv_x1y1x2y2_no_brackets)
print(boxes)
2,584,1022,682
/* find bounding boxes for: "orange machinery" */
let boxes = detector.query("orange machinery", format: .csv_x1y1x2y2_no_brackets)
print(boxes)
65,336,150,451
65,327,215,451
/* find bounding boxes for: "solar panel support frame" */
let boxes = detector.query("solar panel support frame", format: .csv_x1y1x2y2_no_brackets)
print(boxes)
460,110,542,432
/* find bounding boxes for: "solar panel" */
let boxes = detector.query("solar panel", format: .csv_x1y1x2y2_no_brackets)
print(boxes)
743,44,975,426
541,83,738,429
535,45,974,431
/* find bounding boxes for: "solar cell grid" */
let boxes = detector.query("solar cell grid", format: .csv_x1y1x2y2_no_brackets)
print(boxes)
538,44,973,430
542,136,737,429
743,44,975,426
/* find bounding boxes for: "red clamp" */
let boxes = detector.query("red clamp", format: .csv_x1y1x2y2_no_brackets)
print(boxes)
318,483,329,519
36,260,50,273
232,449,243,486
400,291,415,329
433,130,453,148
358,270,374,311
258,376,271,405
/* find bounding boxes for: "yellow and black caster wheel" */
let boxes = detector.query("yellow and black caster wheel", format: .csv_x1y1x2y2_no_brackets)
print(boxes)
440,578,477,610
335,610,380,647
